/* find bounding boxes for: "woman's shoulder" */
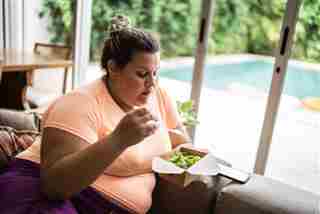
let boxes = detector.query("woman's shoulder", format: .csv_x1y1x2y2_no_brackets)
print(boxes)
155,84,174,102
52,88,96,110
41,80,105,143
54,78,106,106
43,79,106,120
75,78,106,97
42,92,94,123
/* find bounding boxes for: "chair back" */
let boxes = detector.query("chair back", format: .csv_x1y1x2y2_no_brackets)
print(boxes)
25,43,73,109
34,43,72,60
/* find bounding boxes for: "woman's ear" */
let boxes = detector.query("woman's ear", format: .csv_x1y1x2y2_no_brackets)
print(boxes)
107,60,115,74
107,60,121,78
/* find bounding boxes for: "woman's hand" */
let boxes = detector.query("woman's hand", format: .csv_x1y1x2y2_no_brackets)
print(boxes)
111,107,159,150
168,128,191,149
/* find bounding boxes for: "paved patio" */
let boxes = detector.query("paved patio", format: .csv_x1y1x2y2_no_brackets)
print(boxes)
159,77,320,195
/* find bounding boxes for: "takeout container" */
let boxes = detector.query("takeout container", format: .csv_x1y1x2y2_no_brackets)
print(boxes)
152,147,219,187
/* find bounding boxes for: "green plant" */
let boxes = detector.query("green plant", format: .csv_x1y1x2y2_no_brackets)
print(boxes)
39,0,320,62
176,100,199,127
39,0,75,45
39,0,198,60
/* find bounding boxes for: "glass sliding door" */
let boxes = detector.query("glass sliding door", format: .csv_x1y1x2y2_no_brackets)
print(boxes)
190,0,286,172
264,0,320,194
157,1,201,102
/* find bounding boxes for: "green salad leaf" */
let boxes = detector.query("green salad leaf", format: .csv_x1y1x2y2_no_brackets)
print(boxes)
168,151,202,169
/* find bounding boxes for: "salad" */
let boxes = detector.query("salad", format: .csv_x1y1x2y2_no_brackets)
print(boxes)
168,151,202,169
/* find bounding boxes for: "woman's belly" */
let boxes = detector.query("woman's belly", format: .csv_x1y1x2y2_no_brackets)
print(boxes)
17,139,156,214
91,172,156,214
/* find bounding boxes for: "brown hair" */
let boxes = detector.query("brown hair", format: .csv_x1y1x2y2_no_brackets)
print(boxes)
101,15,160,73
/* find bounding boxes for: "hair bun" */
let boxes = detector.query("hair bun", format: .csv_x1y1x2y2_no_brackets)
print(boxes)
109,15,131,33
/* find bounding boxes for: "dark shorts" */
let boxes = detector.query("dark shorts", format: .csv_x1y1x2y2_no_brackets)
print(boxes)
0,158,132,214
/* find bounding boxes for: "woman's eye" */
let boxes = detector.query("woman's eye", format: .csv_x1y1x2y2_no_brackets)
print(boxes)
137,72,148,78
153,71,157,77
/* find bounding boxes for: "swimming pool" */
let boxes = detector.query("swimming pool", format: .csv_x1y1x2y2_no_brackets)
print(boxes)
159,60,320,99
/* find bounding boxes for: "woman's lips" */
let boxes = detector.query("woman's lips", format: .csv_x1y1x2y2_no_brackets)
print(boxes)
142,91,151,96
139,91,151,102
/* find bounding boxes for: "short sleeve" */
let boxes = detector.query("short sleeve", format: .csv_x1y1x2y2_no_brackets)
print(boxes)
158,87,182,129
42,93,100,144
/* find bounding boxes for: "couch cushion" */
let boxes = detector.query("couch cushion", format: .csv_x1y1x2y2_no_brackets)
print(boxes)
0,109,38,131
214,174,319,214
0,126,39,169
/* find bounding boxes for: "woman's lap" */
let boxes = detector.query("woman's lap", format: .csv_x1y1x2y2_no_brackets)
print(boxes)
0,158,131,214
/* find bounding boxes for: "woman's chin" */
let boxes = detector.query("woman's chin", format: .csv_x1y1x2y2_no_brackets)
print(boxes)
136,100,147,106
137,94,150,105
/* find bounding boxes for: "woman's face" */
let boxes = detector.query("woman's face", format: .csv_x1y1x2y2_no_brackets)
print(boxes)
109,51,160,110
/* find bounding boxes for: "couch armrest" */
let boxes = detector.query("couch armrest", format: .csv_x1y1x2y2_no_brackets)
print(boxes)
214,174,319,214
0,109,38,131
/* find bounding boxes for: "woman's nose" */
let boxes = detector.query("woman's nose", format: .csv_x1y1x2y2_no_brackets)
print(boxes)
145,73,156,88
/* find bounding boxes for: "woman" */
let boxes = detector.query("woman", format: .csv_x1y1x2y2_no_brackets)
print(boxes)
0,15,189,214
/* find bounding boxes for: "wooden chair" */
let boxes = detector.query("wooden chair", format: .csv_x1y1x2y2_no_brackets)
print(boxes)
25,43,72,109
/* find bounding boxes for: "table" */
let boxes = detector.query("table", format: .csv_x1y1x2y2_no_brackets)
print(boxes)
0,48,72,110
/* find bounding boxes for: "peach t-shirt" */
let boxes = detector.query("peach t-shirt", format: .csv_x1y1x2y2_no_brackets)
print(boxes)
17,78,180,214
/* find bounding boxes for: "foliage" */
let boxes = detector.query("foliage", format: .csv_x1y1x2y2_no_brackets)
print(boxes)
176,100,199,127
39,0,320,63
39,0,74,45
39,0,198,60
296,1,320,61
210,0,285,55
211,0,320,62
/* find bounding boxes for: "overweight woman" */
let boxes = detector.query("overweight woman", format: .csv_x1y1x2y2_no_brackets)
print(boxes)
0,15,189,214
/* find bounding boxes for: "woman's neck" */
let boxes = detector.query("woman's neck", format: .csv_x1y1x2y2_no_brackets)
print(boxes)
105,77,133,112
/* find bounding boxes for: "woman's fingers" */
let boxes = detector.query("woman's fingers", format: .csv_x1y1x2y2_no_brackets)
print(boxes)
135,108,159,137
141,120,159,137
138,112,158,123
115,106,160,147
131,107,148,117
130,106,158,123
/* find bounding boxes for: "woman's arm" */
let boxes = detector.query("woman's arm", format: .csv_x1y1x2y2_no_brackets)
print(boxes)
41,127,124,200
169,123,191,149
41,107,158,200
109,124,191,177
104,124,191,177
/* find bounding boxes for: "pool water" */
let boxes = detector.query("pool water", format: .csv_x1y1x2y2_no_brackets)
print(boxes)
159,60,320,99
